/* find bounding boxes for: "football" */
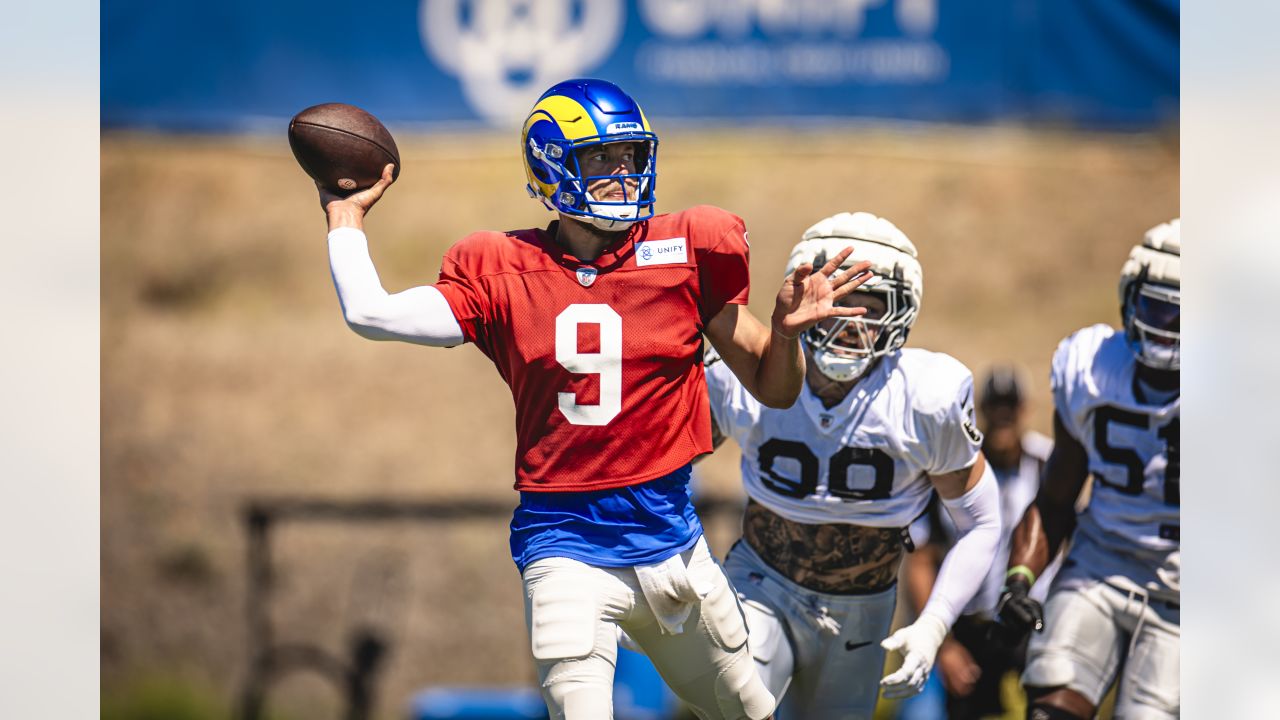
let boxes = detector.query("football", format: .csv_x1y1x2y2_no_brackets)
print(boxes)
288,103,401,193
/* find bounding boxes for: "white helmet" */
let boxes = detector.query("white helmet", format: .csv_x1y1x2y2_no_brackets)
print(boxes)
1119,219,1180,370
787,212,923,382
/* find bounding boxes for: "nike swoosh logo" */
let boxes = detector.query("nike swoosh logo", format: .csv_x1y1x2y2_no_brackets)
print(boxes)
845,640,873,651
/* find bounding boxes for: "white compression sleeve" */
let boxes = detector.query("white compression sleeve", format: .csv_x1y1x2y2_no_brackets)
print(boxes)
327,227,465,346
921,462,1002,628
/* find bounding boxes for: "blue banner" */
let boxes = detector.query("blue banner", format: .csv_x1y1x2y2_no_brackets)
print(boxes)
102,0,1177,131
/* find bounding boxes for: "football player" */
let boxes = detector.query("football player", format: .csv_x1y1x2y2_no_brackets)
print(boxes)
705,212,1002,719
997,220,1180,719
316,78,873,720
900,365,1058,719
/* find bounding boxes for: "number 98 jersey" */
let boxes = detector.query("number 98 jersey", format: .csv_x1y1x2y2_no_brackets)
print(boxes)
1052,324,1180,558
706,347,983,528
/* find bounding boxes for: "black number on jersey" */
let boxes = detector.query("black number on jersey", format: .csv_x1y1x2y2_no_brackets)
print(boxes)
1093,407,1147,495
1093,406,1179,506
757,439,819,498
829,446,895,500
757,439,894,501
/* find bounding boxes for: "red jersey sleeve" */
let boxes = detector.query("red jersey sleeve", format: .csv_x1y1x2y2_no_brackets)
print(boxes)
434,233,493,346
691,206,751,321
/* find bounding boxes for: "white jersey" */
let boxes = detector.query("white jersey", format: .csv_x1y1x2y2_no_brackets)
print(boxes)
706,347,983,528
1052,324,1179,593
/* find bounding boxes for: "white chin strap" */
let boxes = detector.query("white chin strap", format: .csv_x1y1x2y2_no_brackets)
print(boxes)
583,208,638,231
583,187,644,231
1129,315,1180,371
1138,339,1179,371
812,349,876,382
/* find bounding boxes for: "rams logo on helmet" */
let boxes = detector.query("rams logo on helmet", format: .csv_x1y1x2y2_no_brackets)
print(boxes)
521,78,658,231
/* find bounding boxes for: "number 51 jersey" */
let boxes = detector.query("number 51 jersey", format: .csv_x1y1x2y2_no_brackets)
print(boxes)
706,347,984,528
433,205,750,493
1052,324,1179,594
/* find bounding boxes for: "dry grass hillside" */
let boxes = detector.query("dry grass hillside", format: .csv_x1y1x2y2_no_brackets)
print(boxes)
102,126,1178,718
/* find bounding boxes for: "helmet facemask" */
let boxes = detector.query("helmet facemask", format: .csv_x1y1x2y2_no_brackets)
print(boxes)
527,134,658,231
804,263,919,383
1123,270,1180,371
1118,218,1180,372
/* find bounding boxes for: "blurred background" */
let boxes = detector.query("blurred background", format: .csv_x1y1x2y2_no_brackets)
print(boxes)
101,1,1177,718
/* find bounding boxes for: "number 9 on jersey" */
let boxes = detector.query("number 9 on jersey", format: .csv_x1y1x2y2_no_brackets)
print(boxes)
556,304,623,426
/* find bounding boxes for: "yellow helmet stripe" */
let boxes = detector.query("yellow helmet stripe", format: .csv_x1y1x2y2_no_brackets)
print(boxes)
522,95,601,142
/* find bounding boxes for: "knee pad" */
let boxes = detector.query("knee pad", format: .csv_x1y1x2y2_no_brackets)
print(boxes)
713,649,776,720
699,566,749,652
688,555,775,719
547,684,612,720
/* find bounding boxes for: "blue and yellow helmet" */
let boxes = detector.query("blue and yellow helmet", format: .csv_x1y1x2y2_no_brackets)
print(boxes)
521,78,658,230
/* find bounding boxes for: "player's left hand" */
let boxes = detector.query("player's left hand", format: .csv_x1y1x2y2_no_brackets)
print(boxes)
770,246,874,339
879,613,948,699
994,575,1043,645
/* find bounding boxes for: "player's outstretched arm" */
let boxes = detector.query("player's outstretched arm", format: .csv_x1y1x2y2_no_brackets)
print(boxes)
881,455,1001,699
704,247,872,408
320,164,465,347
996,410,1088,638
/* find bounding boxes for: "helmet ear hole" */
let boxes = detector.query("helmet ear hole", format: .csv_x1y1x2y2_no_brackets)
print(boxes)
525,133,558,186
528,157,554,186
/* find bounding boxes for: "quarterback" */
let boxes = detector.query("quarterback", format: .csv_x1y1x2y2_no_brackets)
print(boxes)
705,212,1002,719
998,220,1181,719
315,78,872,720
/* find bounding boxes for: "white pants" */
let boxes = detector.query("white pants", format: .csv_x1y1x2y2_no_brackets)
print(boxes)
521,537,775,720
1023,569,1180,718
724,541,897,720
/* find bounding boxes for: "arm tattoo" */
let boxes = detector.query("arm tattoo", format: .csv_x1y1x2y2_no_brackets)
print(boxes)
742,499,905,594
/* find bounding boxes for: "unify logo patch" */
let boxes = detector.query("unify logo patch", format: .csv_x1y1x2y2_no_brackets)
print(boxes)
576,267,598,287
635,237,687,267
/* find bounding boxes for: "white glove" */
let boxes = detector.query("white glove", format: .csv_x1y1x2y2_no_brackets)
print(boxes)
878,613,949,699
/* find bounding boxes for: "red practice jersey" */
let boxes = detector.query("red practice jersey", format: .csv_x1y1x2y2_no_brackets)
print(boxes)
434,205,751,492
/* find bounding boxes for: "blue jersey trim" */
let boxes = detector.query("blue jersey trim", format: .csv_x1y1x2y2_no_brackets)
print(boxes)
510,464,704,572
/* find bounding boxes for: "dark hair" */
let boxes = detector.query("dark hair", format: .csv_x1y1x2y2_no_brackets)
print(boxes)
980,364,1023,408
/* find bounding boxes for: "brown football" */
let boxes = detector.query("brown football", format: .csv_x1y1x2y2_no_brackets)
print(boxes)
288,103,401,193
